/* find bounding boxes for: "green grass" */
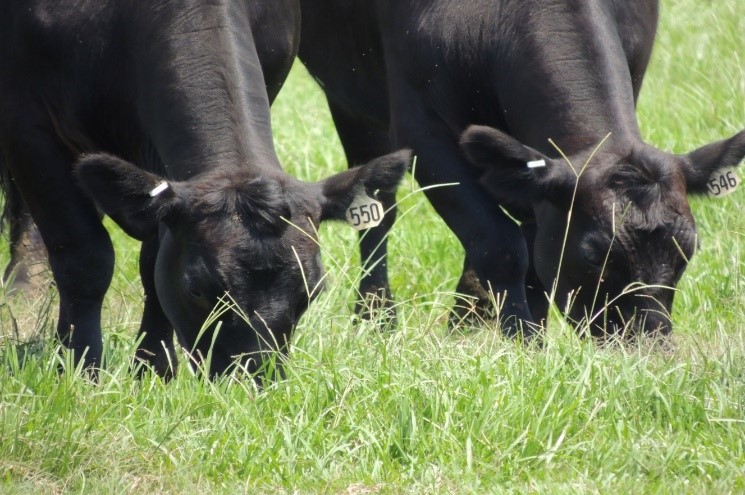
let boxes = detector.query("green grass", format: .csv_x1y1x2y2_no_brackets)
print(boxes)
2,0,744,492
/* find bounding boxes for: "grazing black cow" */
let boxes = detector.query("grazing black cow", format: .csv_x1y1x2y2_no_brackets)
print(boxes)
299,0,745,337
2,1,300,293
0,0,410,378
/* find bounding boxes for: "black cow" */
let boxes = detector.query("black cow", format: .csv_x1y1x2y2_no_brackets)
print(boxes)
1,1,301,293
299,0,745,337
0,0,410,378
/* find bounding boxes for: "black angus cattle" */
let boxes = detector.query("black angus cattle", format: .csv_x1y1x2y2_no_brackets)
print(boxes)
299,0,745,337
1,1,301,292
1,1,300,292
0,0,410,379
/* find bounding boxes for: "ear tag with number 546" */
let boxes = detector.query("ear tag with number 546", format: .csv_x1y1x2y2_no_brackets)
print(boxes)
346,191,384,231
707,168,740,198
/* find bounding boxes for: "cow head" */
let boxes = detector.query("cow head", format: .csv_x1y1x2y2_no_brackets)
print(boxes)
461,125,745,336
75,150,411,377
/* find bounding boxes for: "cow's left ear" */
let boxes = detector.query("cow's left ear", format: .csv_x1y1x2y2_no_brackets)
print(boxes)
75,153,183,239
317,149,412,222
682,129,745,194
460,125,575,207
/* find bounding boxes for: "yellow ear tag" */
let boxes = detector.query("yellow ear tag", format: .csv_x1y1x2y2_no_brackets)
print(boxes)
346,191,384,230
706,168,740,198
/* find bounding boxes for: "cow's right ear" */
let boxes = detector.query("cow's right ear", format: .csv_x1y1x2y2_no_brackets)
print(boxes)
460,125,574,207
75,153,183,239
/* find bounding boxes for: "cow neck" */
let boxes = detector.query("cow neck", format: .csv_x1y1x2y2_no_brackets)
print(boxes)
497,0,641,157
131,1,281,181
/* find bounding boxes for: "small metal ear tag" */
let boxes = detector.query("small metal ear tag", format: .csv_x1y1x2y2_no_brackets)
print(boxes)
149,181,169,197
706,168,740,198
527,159,546,169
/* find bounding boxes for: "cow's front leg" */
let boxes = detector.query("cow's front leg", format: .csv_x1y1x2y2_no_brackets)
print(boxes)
3,125,114,373
328,101,399,326
451,225,549,332
391,113,535,338
50,227,113,373
521,221,549,326
449,256,496,328
2,183,50,295
133,236,177,379
462,220,534,338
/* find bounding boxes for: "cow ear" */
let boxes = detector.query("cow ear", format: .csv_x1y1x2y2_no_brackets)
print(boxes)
317,149,412,221
75,153,182,238
682,130,745,194
460,125,575,207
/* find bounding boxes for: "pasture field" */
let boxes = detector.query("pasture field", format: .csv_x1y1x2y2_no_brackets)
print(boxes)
1,0,744,493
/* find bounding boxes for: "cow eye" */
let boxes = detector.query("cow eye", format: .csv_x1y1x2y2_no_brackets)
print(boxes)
583,249,604,268
185,283,204,300
184,274,208,300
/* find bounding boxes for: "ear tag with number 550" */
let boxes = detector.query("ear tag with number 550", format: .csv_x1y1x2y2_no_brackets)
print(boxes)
707,168,740,198
346,191,384,230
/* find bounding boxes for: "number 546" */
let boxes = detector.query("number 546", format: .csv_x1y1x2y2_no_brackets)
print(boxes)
708,171,738,196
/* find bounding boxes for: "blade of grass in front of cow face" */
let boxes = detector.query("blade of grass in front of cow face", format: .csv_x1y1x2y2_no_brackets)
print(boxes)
542,133,613,334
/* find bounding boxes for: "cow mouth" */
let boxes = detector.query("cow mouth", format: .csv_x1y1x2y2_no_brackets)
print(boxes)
557,282,673,339
570,303,672,340
184,340,287,382
229,350,288,384
179,310,292,380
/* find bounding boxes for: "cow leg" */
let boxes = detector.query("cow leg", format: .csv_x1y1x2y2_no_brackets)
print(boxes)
450,224,549,333
327,100,399,325
449,256,494,328
521,221,549,325
133,236,177,379
390,111,534,337
2,134,114,372
421,167,533,338
2,181,50,294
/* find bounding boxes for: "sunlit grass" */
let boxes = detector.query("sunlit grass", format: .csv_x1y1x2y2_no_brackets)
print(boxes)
1,0,744,492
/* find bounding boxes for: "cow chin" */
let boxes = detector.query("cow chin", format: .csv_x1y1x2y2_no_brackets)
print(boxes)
205,342,287,384
187,314,294,380
562,289,674,341
227,347,288,385
586,307,672,340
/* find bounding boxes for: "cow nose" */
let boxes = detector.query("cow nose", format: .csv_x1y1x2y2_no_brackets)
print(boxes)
233,349,286,386
634,310,672,336
605,305,671,338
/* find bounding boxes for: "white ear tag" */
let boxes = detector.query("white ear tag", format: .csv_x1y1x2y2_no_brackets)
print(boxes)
346,191,384,230
527,159,546,169
149,181,169,197
706,168,740,198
